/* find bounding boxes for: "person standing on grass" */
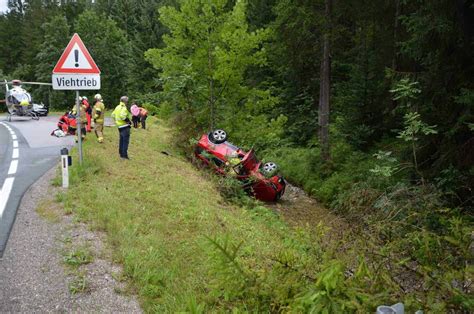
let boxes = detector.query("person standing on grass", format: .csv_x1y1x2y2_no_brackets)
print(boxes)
139,106,148,129
93,94,105,143
112,96,132,159
82,96,92,132
131,102,140,128
72,98,87,143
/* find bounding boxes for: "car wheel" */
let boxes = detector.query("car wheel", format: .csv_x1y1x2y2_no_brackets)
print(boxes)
209,129,227,144
262,162,278,175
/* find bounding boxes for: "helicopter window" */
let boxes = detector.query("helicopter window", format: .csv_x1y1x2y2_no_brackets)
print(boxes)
15,93,30,102
7,96,20,105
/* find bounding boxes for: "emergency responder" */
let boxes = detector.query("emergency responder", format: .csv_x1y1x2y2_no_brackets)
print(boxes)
92,94,105,143
138,106,148,129
72,98,87,142
82,96,92,132
111,96,132,159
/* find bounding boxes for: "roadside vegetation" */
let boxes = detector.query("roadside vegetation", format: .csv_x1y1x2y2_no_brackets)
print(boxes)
59,119,471,312
1,0,472,312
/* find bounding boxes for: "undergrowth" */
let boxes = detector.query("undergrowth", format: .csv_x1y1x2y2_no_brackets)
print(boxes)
60,117,472,312
262,142,473,312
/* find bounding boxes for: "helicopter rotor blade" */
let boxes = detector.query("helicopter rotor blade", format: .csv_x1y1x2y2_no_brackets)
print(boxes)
21,82,52,86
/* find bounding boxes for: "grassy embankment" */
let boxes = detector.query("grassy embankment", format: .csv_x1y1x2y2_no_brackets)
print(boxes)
57,117,463,312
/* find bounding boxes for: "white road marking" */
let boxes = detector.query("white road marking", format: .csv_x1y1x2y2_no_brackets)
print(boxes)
0,178,15,218
8,160,18,175
0,122,19,219
12,148,19,159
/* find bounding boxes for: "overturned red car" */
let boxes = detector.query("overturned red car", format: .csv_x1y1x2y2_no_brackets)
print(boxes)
194,129,286,202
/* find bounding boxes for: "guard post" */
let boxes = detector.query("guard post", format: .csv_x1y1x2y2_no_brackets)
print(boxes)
61,147,71,188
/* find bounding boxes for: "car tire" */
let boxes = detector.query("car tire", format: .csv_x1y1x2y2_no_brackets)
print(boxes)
209,129,227,144
262,162,278,176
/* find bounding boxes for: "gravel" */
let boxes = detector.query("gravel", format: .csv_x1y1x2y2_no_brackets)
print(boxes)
0,166,142,313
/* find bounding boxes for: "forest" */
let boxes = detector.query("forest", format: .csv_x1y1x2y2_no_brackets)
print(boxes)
0,0,473,312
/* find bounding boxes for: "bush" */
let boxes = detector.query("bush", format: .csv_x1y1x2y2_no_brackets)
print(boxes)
141,103,159,116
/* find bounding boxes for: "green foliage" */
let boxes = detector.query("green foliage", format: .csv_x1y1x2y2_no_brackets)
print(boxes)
146,0,284,147
141,103,159,116
35,15,71,109
397,112,438,142
370,151,398,177
74,10,132,105
63,247,94,267
389,78,421,105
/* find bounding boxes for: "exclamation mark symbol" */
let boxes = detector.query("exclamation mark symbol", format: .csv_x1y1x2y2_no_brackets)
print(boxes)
74,49,79,67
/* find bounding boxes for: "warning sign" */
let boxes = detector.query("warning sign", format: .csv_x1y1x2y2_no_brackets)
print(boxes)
52,33,101,90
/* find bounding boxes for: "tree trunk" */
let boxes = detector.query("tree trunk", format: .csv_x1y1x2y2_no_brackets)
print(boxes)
318,0,332,161
208,43,215,130
392,0,400,72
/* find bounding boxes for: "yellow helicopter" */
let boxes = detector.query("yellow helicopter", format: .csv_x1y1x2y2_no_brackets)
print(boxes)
1,79,52,121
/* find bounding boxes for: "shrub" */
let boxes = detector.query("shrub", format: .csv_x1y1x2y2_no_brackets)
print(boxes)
141,103,159,116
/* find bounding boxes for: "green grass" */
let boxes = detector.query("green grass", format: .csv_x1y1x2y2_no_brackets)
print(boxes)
68,272,90,294
58,118,466,312
62,119,311,311
63,247,94,267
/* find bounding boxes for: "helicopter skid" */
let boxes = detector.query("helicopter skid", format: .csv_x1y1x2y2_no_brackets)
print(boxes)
7,111,39,122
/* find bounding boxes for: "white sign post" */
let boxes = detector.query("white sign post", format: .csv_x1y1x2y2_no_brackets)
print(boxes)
52,33,101,164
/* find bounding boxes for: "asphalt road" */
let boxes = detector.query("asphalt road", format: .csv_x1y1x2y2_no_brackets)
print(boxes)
0,115,74,256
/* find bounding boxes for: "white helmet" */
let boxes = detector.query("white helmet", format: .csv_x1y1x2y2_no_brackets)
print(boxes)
79,96,83,101
82,96,88,100
94,94,102,101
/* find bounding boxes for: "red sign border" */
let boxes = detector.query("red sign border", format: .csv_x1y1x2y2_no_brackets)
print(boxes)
52,33,101,74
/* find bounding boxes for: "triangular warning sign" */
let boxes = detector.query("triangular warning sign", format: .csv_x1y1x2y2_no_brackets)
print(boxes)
53,33,100,74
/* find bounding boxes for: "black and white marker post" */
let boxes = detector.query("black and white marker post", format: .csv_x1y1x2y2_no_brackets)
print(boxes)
61,147,70,188
52,33,101,165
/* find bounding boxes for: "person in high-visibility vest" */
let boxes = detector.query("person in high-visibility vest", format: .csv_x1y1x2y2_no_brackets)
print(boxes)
72,99,87,143
92,94,105,143
111,96,132,159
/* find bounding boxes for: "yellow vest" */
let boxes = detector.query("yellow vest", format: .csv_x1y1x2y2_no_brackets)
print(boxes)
111,102,131,127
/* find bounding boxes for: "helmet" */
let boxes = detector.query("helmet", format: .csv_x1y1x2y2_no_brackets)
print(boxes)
82,96,88,101
94,94,102,101
20,100,29,106
79,96,83,101
120,96,129,103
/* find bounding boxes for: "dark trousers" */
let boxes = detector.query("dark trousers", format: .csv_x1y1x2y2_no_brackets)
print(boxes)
132,116,140,128
141,115,147,129
118,126,130,158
